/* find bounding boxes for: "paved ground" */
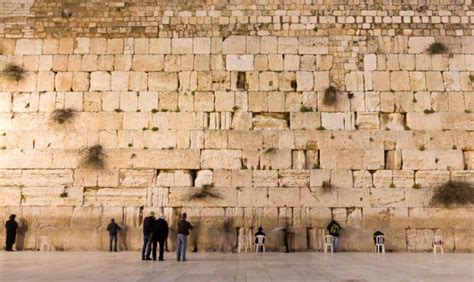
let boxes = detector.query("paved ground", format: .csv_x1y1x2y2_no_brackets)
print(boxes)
0,251,473,281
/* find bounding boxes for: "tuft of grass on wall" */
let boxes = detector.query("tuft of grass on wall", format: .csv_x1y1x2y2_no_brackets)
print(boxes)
2,63,25,81
51,108,75,124
431,181,474,208
427,42,448,55
323,86,337,106
188,184,221,200
82,145,106,169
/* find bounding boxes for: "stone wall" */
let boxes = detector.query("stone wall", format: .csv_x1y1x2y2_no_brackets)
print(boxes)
0,0,473,252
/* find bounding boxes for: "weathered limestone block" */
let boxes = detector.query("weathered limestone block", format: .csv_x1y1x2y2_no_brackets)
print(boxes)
148,73,178,91
195,170,213,187
408,37,435,53
237,187,268,207
84,188,146,207
405,188,433,207
337,188,371,207
252,113,288,130
253,170,278,187
278,170,309,188
0,187,21,206
222,36,246,54
309,170,330,187
290,112,321,130
370,188,406,207
392,170,414,188
171,38,192,54
260,149,291,170
298,37,328,54
232,170,252,188
0,169,73,186
201,149,241,169
406,228,434,251
267,188,300,207
131,150,200,169
320,149,384,170
226,55,253,71
402,149,437,170
120,169,155,187
15,39,42,55
415,170,450,188
22,186,83,206
228,131,262,150
356,112,379,129
353,170,373,188
330,170,353,188
90,71,110,91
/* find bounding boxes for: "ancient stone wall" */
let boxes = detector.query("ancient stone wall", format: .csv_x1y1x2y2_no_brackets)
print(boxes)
0,0,473,252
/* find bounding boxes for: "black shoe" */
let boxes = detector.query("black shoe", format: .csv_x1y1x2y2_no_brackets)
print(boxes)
145,257,152,261
114,250,118,252
142,257,146,261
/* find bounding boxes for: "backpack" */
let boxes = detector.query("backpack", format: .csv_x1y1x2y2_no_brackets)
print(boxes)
330,223,341,236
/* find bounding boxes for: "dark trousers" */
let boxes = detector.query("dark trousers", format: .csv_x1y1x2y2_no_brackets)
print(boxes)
109,235,117,252
146,239,165,260
5,243,14,251
142,235,151,259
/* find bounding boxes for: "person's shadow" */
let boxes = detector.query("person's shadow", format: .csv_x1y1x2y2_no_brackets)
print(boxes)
16,218,28,251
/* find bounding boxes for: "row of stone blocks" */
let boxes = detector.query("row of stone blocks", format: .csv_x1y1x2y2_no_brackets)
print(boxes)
0,206,472,251
1,91,473,114
4,37,472,55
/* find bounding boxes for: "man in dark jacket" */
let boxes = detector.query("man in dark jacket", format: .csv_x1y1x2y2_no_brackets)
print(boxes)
373,230,384,244
5,214,18,251
106,218,122,252
177,213,193,262
147,215,169,261
327,220,342,252
254,226,266,252
142,211,155,260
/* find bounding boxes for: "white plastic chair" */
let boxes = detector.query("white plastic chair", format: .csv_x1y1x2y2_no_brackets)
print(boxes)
433,235,444,254
238,234,249,253
375,235,385,253
39,236,55,252
323,235,333,253
255,235,265,253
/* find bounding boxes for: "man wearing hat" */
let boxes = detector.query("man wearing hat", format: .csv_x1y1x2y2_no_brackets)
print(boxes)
147,214,169,261
5,214,18,251
142,211,155,260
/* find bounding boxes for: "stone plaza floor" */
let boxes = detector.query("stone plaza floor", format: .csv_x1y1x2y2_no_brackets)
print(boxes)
0,251,473,281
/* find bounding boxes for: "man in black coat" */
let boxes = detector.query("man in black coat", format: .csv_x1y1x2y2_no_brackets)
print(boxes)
106,218,122,252
5,214,18,251
142,211,155,260
147,215,169,261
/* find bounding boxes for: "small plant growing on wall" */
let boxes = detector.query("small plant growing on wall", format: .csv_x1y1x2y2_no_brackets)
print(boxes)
322,181,333,193
427,42,448,55
431,181,474,208
2,63,25,81
188,184,221,200
51,108,75,124
323,86,337,105
300,105,313,112
82,145,106,169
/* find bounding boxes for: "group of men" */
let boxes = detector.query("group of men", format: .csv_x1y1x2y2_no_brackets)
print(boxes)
5,213,379,254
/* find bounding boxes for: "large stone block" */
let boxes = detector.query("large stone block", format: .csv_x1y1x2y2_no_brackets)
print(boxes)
201,150,241,169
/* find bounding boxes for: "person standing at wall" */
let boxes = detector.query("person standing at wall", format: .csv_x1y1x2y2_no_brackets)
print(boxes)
142,211,155,260
177,213,193,262
106,218,122,252
147,214,169,261
326,220,342,252
5,214,18,251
